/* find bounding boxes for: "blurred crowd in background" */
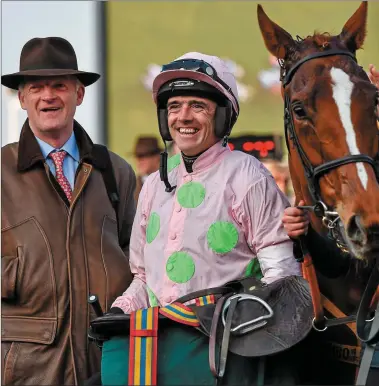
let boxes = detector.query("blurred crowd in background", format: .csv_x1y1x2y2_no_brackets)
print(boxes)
3,1,378,207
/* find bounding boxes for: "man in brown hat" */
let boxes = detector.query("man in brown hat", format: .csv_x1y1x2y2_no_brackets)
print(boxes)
133,136,162,201
1,37,135,385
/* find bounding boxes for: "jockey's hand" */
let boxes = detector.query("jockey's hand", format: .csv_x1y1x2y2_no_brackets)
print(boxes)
282,200,310,239
107,306,124,315
368,64,379,89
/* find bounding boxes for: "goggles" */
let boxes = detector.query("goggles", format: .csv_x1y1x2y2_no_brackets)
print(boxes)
161,59,238,106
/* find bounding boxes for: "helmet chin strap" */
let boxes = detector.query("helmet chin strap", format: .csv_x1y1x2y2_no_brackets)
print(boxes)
159,134,229,193
159,141,176,192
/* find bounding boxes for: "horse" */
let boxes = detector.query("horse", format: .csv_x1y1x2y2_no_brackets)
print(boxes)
257,1,379,385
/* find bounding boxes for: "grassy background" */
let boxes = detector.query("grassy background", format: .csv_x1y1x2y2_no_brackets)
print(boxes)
106,1,379,167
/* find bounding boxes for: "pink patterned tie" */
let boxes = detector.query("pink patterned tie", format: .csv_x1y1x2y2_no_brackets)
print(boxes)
49,150,73,202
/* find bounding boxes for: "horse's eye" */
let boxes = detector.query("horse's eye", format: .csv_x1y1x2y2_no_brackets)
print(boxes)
292,103,307,119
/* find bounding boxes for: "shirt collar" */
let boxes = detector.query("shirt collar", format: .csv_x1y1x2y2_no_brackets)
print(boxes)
35,132,80,162
179,140,230,175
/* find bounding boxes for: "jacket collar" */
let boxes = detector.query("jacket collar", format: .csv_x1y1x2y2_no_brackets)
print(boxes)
17,119,107,172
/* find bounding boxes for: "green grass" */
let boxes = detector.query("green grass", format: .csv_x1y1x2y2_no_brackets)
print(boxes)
107,1,379,166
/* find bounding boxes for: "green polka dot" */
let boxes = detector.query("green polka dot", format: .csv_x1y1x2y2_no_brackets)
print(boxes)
245,259,263,280
167,153,181,172
177,182,205,208
146,212,160,243
207,221,238,254
147,286,159,307
166,252,195,283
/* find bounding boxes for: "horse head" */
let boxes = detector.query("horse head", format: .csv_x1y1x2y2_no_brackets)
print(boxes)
257,1,379,261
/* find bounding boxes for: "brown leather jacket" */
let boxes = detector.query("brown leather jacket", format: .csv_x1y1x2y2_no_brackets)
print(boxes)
1,120,135,385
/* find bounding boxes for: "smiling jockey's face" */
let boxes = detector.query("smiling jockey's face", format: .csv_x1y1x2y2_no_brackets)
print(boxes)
167,95,218,156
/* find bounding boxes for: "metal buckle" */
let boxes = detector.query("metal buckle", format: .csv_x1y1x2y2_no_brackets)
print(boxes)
365,310,376,323
312,316,328,332
221,294,274,336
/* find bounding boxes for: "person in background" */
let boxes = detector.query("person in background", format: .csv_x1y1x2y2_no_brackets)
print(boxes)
368,63,379,90
1,37,136,385
132,136,162,201
262,159,294,203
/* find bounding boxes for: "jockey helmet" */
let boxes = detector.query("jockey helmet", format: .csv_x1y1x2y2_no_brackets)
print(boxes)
152,52,240,141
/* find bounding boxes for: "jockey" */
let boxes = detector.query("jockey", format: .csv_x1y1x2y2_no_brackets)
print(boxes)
111,52,302,313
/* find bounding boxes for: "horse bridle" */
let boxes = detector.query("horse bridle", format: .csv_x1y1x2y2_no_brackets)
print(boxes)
282,49,379,250
282,49,379,385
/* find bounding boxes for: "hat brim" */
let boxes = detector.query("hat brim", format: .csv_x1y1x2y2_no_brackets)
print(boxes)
1,69,101,90
152,70,239,114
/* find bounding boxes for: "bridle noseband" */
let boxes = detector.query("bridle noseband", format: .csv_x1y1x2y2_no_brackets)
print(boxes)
283,49,379,250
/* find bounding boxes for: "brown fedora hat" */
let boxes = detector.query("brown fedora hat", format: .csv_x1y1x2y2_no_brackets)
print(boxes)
1,37,100,90
133,136,163,158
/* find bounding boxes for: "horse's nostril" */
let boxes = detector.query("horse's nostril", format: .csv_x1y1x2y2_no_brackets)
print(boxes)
347,215,365,241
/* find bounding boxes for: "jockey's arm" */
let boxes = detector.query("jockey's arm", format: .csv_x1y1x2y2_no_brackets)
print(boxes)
282,204,350,278
236,176,301,284
111,184,150,313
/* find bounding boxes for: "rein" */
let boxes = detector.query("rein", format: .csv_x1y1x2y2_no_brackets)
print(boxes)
282,48,379,385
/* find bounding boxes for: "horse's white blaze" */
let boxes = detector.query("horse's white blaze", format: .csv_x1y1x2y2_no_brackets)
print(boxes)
330,67,368,190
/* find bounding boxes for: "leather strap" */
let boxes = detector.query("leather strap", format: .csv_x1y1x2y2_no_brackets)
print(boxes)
356,343,376,386
93,144,120,240
299,236,325,326
325,315,357,328
175,286,234,304
370,286,379,311
313,155,378,180
257,357,266,386
357,260,379,345
353,260,379,385
218,297,239,380
209,294,229,378
282,50,356,87
209,294,239,385
298,237,359,331
321,295,357,335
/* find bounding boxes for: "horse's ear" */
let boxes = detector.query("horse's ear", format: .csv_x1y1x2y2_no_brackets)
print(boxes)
339,1,368,52
257,4,295,59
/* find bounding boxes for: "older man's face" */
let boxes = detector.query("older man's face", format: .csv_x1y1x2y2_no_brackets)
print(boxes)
136,154,160,176
18,76,84,139
167,95,218,156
